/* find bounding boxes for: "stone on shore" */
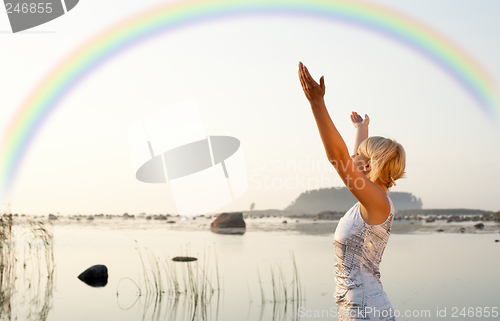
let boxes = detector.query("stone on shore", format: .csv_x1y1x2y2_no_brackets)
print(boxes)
210,213,245,228
78,264,108,287
172,256,197,262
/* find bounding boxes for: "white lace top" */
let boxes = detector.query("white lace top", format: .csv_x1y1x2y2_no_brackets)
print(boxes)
333,196,396,320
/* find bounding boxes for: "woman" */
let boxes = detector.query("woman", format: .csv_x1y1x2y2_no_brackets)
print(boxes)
298,62,405,321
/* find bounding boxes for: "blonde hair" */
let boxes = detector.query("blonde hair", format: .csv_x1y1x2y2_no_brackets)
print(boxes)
358,136,406,188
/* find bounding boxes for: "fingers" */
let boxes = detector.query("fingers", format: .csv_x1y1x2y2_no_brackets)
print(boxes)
298,63,306,85
299,65,315,95
299,67,310,91
351,111,365,123
300,62,310,81
298,62,307,87
362,114,370,125
298,63,313,98
299,62,318,86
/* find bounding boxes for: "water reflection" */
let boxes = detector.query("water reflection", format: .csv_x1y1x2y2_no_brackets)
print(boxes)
117,290,222,321
210,227,246,235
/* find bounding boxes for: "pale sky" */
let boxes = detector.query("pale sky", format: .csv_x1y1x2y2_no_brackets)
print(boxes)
1,0,499,215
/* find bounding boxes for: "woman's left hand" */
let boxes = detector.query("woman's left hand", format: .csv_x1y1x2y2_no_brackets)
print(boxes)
350,112,370,129
298,62,325,104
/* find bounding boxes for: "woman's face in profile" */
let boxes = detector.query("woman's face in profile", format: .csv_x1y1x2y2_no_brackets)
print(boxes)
351,152,370,175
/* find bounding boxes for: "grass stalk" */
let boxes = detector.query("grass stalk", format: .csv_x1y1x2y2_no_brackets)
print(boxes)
127,243,221,321
1,205,55,321
257,267,266,305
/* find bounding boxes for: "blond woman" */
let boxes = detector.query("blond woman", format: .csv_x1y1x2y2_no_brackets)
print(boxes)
298,62,405,321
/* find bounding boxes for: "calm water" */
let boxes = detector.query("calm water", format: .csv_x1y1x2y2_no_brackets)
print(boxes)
5,216,500,321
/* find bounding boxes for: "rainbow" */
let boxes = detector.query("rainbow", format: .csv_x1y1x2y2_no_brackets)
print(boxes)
1,0,498,198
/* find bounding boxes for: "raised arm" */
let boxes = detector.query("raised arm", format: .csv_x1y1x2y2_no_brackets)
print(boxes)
297,62,348,162
350,112,369,155
298,62,390,224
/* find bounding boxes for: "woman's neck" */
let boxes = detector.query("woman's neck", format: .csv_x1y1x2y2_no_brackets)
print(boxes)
375,179,389,195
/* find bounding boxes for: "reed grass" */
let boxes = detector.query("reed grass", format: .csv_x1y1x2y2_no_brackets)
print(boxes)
257,267,266,305
261,251,304,304
0,205,15,321
118,243,221,321
0,204,55,321
254,251,305,321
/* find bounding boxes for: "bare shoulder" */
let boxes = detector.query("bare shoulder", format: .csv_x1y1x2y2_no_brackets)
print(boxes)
330,154,391,224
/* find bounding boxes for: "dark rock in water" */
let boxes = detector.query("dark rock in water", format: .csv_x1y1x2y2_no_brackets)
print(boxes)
436,229,444,232
495,240,499,242
48,214,58,220
459,227,466,233
78,265,108,287
282,220,287,224
166,220,176,224
474,223,484,229
211,212,245,228
211,227,246,235
172,256,197,262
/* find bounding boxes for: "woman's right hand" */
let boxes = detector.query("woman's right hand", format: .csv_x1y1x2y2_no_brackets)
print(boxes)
298,62,325,104
350,112,369,129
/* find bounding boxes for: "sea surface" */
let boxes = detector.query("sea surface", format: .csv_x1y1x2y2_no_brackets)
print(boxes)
4,216,500,321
